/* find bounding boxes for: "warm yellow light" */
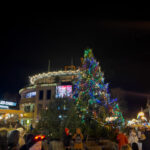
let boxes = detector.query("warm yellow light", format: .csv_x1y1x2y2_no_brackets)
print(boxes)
141,116,147,121
105,117,118,122
29,70,79,84
137,111,145,119
27,120,30,124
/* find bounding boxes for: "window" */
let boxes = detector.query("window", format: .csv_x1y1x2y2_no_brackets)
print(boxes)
25,91,36,98
39,90,43,100
47,90,51,100
24,106,30,112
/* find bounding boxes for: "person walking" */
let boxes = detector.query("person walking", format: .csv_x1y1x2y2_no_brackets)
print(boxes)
73,128,83,150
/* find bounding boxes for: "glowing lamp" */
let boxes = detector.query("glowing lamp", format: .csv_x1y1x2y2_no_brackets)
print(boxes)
27,120,30,124
105,117,118,122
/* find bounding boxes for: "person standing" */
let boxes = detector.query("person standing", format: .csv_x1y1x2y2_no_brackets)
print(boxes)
128,129,138,147
63,128,72,150
16,128,25,148
8,130,20,150
117,130,128,150
137,129,145,150
132,143,139,150
73,128,83,150
142,130,150,150
0,129,8,150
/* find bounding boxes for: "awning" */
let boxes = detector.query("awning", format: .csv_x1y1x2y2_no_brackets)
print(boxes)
0,109,24,114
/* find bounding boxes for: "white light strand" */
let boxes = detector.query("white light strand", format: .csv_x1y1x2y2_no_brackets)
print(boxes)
29,70,79,85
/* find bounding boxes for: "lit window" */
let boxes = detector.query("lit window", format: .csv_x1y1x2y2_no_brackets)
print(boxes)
25,91,36,98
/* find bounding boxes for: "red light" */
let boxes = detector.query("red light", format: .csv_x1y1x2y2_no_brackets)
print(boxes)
34,135,45,140
34,136,39,140
41,135,45,139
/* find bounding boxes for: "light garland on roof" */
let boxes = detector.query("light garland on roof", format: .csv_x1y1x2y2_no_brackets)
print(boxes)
29,70,79,85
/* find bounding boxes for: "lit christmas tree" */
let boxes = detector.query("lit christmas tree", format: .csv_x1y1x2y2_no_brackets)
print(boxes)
106,103,125,126
73,49,124,127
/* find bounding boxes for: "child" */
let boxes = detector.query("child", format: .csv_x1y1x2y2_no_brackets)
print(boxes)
73,128,83,150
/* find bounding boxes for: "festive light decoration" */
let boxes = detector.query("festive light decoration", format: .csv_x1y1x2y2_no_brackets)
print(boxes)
127,111,148,127
105,117,118,122
29,70,79,85
110,103,125,126
141,116,147,121
137,111,145,119
73,49,125,126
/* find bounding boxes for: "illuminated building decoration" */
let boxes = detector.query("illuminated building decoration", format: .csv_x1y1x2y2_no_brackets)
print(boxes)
105,117,118,122
127,111,148,127
0,100,16,106
19,66,78,128
137,111,145,119
56,85,72,98
0,105,9,109
29,70,79,85
0,100,17,109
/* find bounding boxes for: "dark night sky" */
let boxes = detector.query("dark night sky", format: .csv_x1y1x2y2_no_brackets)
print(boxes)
1,10,150,113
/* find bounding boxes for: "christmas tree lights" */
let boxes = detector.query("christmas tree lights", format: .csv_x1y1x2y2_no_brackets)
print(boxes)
73,49,124,126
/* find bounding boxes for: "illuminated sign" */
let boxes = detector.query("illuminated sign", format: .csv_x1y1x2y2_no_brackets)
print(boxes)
56,85,72,98
0,101,16,106
0,105,9,109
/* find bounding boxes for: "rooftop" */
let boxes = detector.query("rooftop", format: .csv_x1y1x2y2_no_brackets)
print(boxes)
29,70,79,85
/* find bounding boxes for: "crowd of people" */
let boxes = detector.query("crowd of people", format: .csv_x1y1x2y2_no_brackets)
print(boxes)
114,127,150,150
0,127,48,150
63,127,150,150
1,125,150,150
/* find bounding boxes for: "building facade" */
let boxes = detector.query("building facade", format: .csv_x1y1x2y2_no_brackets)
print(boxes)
19,69,79,128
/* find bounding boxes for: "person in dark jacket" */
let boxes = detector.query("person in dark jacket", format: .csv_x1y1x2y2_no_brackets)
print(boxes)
142,130,150,150
20,133,45,150
132,143,139,150
8,130,20,150
20,133,34,150
0,129,8,150
63,128,72,150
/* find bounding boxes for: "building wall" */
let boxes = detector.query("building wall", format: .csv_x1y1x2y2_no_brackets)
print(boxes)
19,71,78,128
